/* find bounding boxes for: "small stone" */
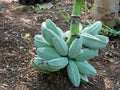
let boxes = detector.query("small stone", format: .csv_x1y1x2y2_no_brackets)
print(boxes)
19,46,24,49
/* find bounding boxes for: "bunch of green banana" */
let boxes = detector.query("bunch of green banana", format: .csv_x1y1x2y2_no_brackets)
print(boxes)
31,19,109,87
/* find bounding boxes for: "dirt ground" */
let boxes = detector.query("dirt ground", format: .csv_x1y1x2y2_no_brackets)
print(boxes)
0,0,120,90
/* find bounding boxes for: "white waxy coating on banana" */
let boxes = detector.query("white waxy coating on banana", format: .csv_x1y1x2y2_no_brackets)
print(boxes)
75,48,98,62
82,21,102,35
53,35,68,56
67,60,80,87
30,57,66,72
68,37,83,58
47,57,68,68
41,22,58,45
75,61,97,76
46,19,63,37
37,47,61,59
81,33,109,49
80,73,89,83
34,34,51,48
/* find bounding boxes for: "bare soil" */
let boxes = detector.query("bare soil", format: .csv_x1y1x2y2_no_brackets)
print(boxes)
0,0,120,90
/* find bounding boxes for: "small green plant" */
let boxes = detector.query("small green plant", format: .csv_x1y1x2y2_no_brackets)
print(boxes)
22,33,30,40
60,11,71,24
30,0,109,87
84,0,90,13
36,4,41,13
102,24,120,36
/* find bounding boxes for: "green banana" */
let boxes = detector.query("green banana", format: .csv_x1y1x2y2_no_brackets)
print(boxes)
37,47,60,59
75,48,98,62
46,19,63,37
81,33,108,49
30,57,49,71
34,34,51,48
68,38,82,58
53,36,68,56
67,60,80,87
41,22,58,45
30,57,62,72
80,73,89,83
56,26,64,37
47,57,68,68
95,35,109,44
75,61,97,76
82,21,102,35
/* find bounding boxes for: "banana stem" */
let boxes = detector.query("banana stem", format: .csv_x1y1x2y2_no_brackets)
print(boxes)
67,0,83,46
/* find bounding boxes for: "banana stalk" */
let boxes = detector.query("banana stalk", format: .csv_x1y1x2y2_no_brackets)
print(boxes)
67,0,83,46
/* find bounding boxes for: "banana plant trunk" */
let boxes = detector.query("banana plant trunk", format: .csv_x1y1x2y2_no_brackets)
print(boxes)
92,0,119,27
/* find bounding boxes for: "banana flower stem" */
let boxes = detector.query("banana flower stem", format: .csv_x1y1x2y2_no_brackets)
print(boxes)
67,0,83,46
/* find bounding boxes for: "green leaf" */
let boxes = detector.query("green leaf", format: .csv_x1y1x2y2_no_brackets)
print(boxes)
22,33,30,40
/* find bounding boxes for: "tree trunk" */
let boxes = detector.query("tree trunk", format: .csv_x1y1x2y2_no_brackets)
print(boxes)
92,0,119,27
